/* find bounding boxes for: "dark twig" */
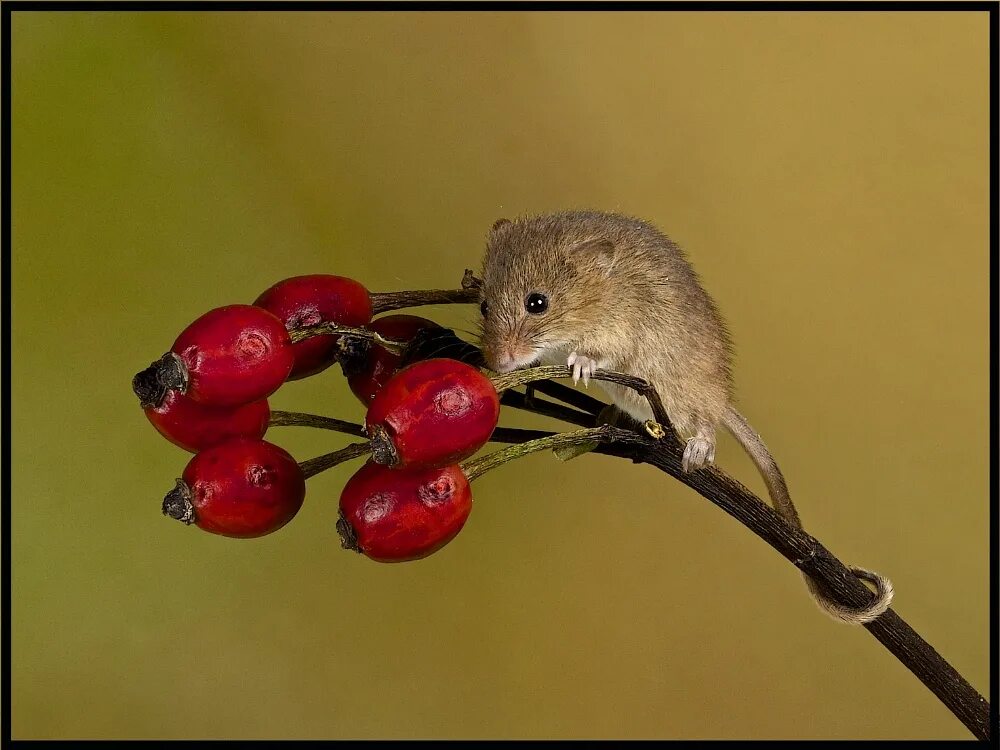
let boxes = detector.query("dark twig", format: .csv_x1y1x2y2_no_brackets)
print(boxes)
369,270,482,314
528,378,609,416
500,390,595,428
490,426,557,443
270,410,559,445
494,382,991,740
369,288,479,315
589,428,991,741
492,364,672,434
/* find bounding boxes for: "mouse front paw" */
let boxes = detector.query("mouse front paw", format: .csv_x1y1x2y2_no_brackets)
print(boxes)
566,352,601,387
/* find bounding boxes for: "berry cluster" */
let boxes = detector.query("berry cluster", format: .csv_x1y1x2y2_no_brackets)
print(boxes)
133,273,574,562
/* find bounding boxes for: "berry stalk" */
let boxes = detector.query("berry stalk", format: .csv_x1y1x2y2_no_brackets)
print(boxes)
460,425,614,482
298,442,371,480
369,289,478,314
367,270,483,314
268,410,366,437
271,409,553,445
288,322,408,353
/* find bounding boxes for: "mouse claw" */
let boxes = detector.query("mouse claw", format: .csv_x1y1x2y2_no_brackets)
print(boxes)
567,352,581,384
567,352,600,387
567,352,603,387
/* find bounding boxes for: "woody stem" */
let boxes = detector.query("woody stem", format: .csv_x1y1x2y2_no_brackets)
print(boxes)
288,323,408,354
269,411,366,437
298,442,371,480
368,270,483,314
460,426,613,481
490,364,672,435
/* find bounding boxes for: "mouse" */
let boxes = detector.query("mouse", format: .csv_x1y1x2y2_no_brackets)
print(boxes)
476,209,893,624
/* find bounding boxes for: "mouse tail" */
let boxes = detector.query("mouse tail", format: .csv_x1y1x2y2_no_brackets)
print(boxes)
720,405,894,625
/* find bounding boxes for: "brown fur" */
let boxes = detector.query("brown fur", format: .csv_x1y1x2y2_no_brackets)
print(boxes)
479,209,732,438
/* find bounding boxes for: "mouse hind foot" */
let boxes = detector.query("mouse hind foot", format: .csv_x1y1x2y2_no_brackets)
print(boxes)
682,424,717,473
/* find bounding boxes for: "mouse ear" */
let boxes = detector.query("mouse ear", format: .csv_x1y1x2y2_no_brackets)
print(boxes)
576,237,616,276
490,218,512,234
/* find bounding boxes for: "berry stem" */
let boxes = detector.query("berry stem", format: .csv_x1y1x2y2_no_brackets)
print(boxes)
369,289,477,314
270,410,555,446
490,365,671,438
288,323,408,354
490,426,557,443
460,425,614,482
269,410,366,437
368,270,482,314
298,442,371,480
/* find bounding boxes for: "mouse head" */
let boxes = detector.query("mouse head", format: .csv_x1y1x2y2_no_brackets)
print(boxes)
477,214,617,373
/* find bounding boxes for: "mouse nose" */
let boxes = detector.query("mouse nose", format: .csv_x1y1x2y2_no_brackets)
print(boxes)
494,353,517,373
484,345,516,373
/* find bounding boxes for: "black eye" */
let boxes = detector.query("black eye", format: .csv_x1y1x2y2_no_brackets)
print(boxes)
525,293,548,315
480,300,488,317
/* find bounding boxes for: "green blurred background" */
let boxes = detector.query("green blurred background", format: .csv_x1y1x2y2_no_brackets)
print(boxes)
10,10,989,740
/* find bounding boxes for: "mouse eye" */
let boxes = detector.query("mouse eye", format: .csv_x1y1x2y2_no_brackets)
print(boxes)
480,299,488,317
525,292,548,315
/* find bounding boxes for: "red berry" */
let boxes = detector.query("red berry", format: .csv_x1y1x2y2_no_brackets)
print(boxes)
365,359,500,469
344,314,440,404
172,305,294,406
337,461,472,562
162,439,306,538
254,274,373,380
133,305,294,410
144,390,270,453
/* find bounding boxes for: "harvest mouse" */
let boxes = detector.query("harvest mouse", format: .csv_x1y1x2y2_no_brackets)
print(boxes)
477,209,893,624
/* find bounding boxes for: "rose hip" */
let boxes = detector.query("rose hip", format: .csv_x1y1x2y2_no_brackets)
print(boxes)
342,314,440,405
144,390,270,453
163,439,306,538
254,274,373,380
172,305,295,405
132,305,294,410
337,461,472,562
365,358,500,469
